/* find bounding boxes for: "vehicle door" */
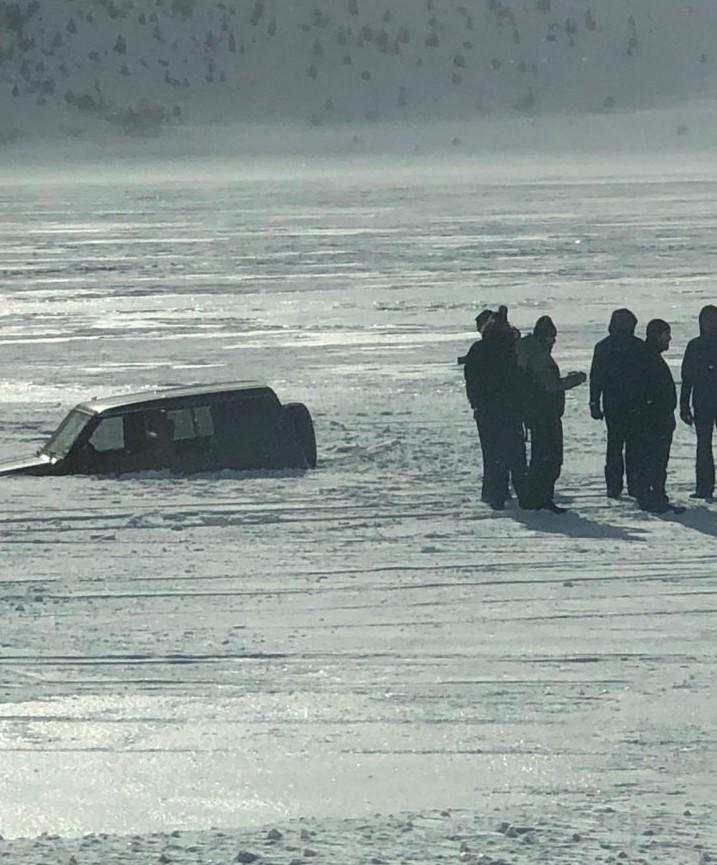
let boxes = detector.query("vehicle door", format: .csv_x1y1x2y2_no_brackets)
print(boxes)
68,413,138,474
70,410,170,474
163,403,216,472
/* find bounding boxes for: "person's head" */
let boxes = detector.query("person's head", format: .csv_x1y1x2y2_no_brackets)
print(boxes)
646,318,671,353
475,308,495,334
482,305,514,345
699,304,717,337
608,308,638,336
476,309,495,333
533,315,557,349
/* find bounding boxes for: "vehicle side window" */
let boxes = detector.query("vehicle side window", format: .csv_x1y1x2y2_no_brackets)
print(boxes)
166,406,214,441
167,409,195,441
89,416,125,452
194,405,213,437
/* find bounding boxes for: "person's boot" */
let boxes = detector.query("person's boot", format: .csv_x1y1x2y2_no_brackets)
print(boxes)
542,501,568,514
642,498,685,515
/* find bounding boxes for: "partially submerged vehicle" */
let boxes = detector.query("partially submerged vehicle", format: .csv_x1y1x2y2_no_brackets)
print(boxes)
0,382,316,477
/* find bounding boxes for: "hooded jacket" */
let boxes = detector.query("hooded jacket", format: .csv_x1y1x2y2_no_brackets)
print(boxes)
589,331,647,415
680,308,717,416
516,333,566,420
463,324,523,423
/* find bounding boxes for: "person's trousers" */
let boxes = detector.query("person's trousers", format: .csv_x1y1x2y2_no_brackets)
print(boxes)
526,416,563,507
475,412,526,506
604,412,641,496
694,410,717,497
638,428,673,507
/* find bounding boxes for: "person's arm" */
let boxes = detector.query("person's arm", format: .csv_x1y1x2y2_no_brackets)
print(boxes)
463,343,481,410
534,353,584,393
519,345,557,393
639,352,659,416
680,341,695,425
589,344,604,418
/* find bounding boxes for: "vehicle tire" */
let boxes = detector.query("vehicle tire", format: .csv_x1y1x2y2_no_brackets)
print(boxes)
283,403,317,468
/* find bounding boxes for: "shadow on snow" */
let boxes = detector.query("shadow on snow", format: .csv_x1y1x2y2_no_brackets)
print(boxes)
655,504,717,537
510,507,648,542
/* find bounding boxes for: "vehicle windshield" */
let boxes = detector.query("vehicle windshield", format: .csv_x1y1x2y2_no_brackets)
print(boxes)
41,409,93,457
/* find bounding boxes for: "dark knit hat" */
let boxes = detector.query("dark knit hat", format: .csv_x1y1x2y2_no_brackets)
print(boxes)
533,315,557,342
475,308,495,330
482,305,513,344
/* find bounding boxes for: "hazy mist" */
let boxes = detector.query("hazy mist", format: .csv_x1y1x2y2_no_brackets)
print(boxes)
1,0,716,161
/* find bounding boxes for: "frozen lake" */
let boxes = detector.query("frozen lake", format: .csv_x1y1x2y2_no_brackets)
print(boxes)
0,154,715,861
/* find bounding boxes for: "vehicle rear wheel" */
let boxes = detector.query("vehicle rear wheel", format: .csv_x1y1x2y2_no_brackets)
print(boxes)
284,403,317,468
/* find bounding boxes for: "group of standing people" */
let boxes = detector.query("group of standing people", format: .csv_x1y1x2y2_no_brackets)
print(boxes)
461,303,717,515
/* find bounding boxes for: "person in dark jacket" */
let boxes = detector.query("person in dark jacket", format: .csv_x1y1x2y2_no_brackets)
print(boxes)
458,308,495,363
516,316,586,513
589,308,646,498
680,304,717,501
637,319,684,514
463,306,526,510
460,308,496,501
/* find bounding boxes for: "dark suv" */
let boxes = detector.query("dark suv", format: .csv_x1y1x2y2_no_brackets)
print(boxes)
0,383,316,477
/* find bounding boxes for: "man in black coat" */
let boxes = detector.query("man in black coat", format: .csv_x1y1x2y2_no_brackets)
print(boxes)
463,307,526,510
516,316,586,513
637,319,684,514
680,304,717,500
589,308,646,498
461,308,495,502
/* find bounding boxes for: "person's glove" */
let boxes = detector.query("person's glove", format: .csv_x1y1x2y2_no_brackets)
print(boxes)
565,371,587,387
590,403,604,421
680,407,694,426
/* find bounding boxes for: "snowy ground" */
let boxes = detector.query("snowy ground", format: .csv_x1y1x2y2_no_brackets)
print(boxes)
0,151,716,862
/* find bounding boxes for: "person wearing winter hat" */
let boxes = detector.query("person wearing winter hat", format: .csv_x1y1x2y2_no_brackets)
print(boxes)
457,308,496,366
680,304,717,501
459,308,497,498
516,315,586,513
462,306,527,510
636,319,684,514
475,308,495,333
589,308,646,499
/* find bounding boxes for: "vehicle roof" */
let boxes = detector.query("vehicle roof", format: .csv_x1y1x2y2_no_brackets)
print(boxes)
76,382,276,415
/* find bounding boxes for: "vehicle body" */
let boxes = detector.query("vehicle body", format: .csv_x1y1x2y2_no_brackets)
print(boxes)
0,382,316,477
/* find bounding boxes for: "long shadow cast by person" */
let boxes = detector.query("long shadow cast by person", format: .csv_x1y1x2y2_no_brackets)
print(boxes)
655,504,717,538
511,505,648,542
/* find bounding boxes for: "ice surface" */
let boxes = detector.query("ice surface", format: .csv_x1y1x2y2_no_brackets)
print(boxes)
0,153,716,862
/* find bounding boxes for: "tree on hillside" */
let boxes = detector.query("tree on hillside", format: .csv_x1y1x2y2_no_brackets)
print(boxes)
250,0,264,26
171,0,195,19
